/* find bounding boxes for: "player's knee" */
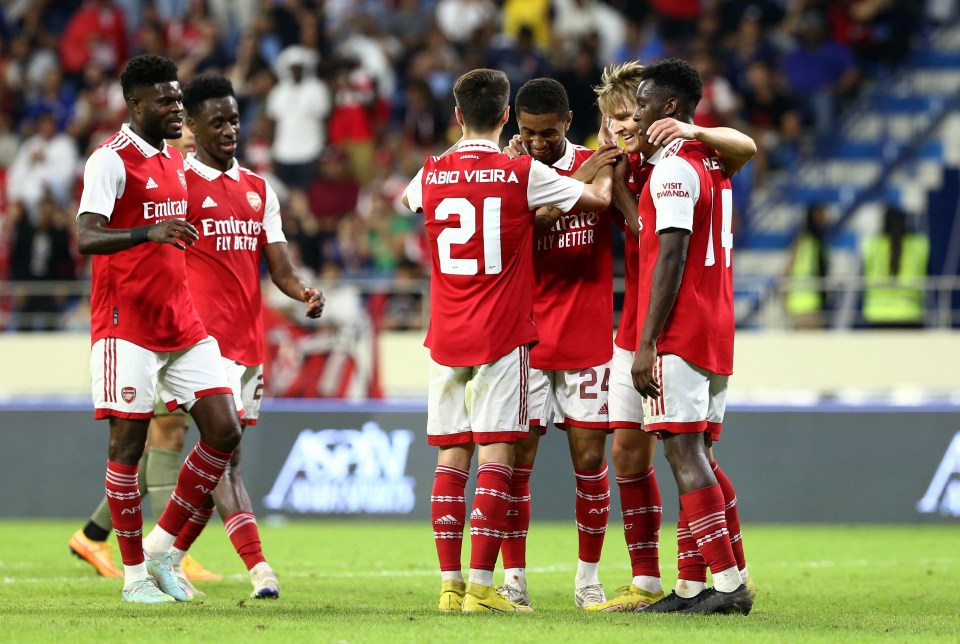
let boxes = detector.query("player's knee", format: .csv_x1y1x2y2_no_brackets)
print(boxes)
109,438,146,465
572,445,605,471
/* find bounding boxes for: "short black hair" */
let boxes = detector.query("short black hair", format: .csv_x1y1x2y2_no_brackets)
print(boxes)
639,58,703,112
182,74,235,117
120,55,179,101
453,68,510,132
515,78,570,117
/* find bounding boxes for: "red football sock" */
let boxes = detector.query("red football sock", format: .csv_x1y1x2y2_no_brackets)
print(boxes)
173,505,214,552
680,484,737,575
676,508,706,582
617,467,661,578
500,462,532,570
712,461,746,570
575,465,610,564
469,462,513,572
105,460,144,566
432,465,469,572
157,440,232,537
224,511,266,570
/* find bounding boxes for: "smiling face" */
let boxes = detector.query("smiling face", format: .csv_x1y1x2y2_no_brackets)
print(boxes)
516,109,572,166
131,81,184,144
189,95,240,171
605,99,642,154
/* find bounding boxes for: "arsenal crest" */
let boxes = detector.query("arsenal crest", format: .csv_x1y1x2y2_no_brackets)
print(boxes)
121,386,137,403
246,191,262,211
177,169,187,189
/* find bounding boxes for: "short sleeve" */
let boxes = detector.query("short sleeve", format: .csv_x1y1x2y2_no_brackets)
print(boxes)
526,159,584,213
77,147,125,221
403,168,425,213
649,156,700,233
263,181,286,244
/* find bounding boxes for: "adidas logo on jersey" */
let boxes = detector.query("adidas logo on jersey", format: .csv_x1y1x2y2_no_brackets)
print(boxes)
469,508,486,521
435,514,461,525
598,403,608,416
145,177,159,189
202,196,218,208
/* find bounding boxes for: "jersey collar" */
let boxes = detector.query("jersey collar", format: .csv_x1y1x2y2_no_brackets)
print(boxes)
456,139,501,154
185,154,241,181
121,123,172,158
550,138,577,172
646,146,665,165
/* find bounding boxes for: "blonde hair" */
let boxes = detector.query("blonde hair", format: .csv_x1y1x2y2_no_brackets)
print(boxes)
594,61,645,117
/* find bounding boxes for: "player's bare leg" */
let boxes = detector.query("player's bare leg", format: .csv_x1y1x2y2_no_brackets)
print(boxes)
142,394,240,600
500,429,538,606
641,432,751,615
434,443,473,610
462,441,532,613
587,428,664,612
566,424,609,608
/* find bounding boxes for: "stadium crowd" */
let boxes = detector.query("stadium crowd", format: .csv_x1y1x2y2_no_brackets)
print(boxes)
0,0,929,330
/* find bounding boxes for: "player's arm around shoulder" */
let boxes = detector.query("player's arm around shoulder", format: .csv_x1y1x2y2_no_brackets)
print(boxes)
646,118,756,175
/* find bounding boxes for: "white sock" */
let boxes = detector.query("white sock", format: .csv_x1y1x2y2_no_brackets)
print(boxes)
675,578,707,598
441,570,464,584
170,547,186,567
632,575,662,594
123,562,149,587
739,565,750,585
575,560,600,586
713,565,743,593
504,567,526,590
468,568,494,587
142,526,175,553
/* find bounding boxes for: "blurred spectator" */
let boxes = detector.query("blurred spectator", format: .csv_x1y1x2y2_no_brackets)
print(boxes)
395,78,446,150
60,0,127,77
740,60,803,183
785,203,832,329
501,0,552,50
362,190,416,276
307,147,360,240
862,206,930,328
487,26,551,105
7,110,78,220
693,50,738,128
7,196,77,330
226,28,274,132
650,0,702,50
724,10,780,95
23,67,75,132
327,55,384,184
552,0,626,64
827,0,921,69
67,61,126,147
554,44,603,144
782,11,859,137
266,45,331,189
613,18,667,64
380,0,433,54
383,259,426,330
435,0,497,46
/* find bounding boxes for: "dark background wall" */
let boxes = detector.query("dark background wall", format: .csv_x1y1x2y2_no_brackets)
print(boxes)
2,399,958,523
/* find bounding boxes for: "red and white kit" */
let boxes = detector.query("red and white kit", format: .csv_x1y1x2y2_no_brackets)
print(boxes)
529,141,614,431
184,155,286,423
636,138,735,438
78,124,230,419
608,153,652,431
404,139,585,446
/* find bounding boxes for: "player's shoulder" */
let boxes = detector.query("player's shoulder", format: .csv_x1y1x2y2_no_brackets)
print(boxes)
238,165,268,187
662,137,714,162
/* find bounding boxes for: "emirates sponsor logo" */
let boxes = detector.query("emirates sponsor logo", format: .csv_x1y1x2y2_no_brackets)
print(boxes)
246,191,262,211
121,386,136,403
143,198,188,219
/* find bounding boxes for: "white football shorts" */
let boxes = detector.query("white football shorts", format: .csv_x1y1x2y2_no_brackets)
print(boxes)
642,353,727,441
528,362,611,432
222,359,264,425
608,345,645,430
427,345,531,446
91,336,232,420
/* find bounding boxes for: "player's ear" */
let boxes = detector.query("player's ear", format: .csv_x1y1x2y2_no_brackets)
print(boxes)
454,105,465,127
499,106,510,127
663,97,678,117
564,111,573,130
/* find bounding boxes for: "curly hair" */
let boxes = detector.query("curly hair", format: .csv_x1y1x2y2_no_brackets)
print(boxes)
639,58,702,113
594,61,644,116
515,78,570,117
120,55,179,100
182,74,235,117
453,68,510,132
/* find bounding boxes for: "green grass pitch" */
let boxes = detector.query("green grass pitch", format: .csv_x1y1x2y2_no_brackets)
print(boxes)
0,520,956,642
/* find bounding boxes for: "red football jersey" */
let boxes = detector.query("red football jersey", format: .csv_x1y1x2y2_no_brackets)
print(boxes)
636,139,735,375
531,143,614,370
77,124,207,351
184,156,286,366
615,153,651,353
404,139,585,367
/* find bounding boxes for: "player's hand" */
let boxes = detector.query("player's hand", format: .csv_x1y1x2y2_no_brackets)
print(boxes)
646,118,700,148
631,343,661,399
534,205,561,237
613,151,631,184
597,117,617,147
502,135,526,159
573,143,621,182
148,218,199,250
302,287,325,319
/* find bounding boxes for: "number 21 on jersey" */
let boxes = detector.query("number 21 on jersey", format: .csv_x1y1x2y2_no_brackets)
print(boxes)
705,187,733,268
435,197,503,275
